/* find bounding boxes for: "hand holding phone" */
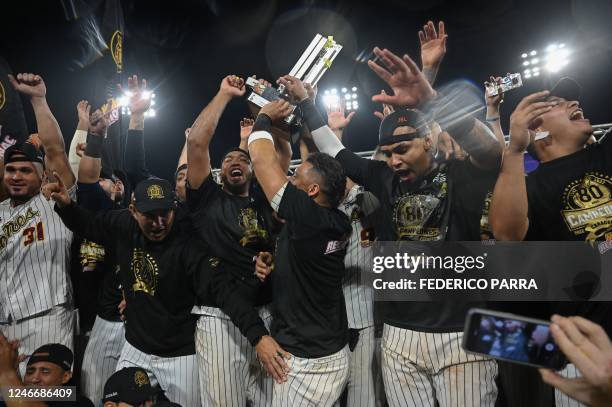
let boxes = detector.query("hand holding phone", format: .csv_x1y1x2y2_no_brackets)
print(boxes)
462,308,567,370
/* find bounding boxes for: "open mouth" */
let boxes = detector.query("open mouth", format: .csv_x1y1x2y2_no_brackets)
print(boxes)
569,109,587,122
395,169,414,182
229,168,244,182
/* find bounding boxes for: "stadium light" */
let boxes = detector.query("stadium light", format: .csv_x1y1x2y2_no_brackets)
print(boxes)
324,86,359,111
118,91,157,118
519,43,570,79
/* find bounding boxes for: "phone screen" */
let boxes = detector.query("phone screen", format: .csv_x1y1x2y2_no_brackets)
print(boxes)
463,310,567,369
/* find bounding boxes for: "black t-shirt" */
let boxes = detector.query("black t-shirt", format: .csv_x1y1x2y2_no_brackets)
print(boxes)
270,184,351,358
56,204,215,357
526,139,611,241
187,174,275,307
525,137,612,333
336,149,498,331
74,182,122,327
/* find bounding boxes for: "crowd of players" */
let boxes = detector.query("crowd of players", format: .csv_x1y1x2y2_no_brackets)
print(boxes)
0,20,611,407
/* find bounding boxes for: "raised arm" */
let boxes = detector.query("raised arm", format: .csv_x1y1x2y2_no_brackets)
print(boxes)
278,75,377,189
419,20,447,86
367,47,501,168
489,90,555,240
238,118,253,152
123,75,154,185
0,335,47,407
78,108,109,183
176,127,190,170
69,100,90,178
247,100,293,203
8,73,75,188
187,75,245,189
484,76,507,146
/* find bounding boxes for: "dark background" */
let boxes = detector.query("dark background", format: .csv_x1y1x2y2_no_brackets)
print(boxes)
2,0,611,181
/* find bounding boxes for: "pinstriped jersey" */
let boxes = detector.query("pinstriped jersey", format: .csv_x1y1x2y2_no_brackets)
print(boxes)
0,186,76,321
338,185,379,329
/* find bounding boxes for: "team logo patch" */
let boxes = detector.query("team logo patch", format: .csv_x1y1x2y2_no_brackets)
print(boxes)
209,257,220,268
146,184,164,199
131,249,159,295
561,172,612,242
110,30,123,73
134,370,149,387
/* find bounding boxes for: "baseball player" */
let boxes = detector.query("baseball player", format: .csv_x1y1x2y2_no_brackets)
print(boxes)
241,98,351,406
49,177,206,406
186,75,290,406
284,53,502,406
0,73,76,375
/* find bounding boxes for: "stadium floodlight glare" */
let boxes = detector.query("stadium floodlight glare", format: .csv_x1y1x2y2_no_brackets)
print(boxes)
521,53,528,58
324,86,359,111
530,50,537,56
523,61,530,66
524,69,531,74
145,109,156,118
545,45,570,73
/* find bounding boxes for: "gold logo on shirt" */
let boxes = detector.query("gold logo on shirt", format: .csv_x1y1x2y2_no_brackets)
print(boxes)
562,173,612,242
80,239,106,270
238,208,269,248
147,185,164,199
0,207,40,250
131,249,159,295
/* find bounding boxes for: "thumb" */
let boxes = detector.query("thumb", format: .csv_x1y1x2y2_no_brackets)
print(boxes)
7,74,19,89
373,111,384,120
346,112,356,122
372,93,395,105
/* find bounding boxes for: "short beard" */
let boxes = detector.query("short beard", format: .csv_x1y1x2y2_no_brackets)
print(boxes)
10,190,38,206
222,179,250,196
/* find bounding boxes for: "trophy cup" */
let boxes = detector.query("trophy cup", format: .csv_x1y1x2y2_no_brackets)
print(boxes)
246,34,342,130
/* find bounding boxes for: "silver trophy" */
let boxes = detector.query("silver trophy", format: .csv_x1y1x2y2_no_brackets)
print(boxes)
246,34,342,127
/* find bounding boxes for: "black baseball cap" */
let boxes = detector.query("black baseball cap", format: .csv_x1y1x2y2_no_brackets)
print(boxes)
154,402,182,407
133,178,175,213
27,344,73,371
103,367,161,405
549,77,581,101
378,109,429,146
4,142,44,165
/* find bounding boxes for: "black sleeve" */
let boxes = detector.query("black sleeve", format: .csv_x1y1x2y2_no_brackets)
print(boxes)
191,253,269,346
186,173,221,212
335,149,391,201
54,203,134,246
124,129,154,187
76,182,114,211
277,183,322,227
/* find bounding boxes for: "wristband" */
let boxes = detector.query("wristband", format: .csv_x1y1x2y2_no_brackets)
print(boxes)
248,131,274,147
84,133,103,158
485,116,500,122
253,113,272,133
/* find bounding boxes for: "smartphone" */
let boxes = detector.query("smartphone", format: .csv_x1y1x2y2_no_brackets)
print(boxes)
462,308,567,370
486,73,523,97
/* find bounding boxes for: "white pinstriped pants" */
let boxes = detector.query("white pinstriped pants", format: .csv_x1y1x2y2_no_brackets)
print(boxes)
0,304,75,377
345,326,384,407
195,310,273,407
116,339,199,407
381,324,498,407
274,345,350,407
555,364,587,407
81,316,125,407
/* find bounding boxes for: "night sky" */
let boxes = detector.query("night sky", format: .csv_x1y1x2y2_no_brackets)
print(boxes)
2,0,611,181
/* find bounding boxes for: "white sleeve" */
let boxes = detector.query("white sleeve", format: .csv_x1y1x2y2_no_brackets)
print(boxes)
270,182,288,212
310,125,345,158
68,129,88,181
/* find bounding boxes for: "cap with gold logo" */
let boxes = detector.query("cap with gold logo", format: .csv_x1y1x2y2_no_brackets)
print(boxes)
103,367,162,404
134,178,175,213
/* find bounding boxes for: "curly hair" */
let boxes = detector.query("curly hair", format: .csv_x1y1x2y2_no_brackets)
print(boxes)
305,152,347,208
